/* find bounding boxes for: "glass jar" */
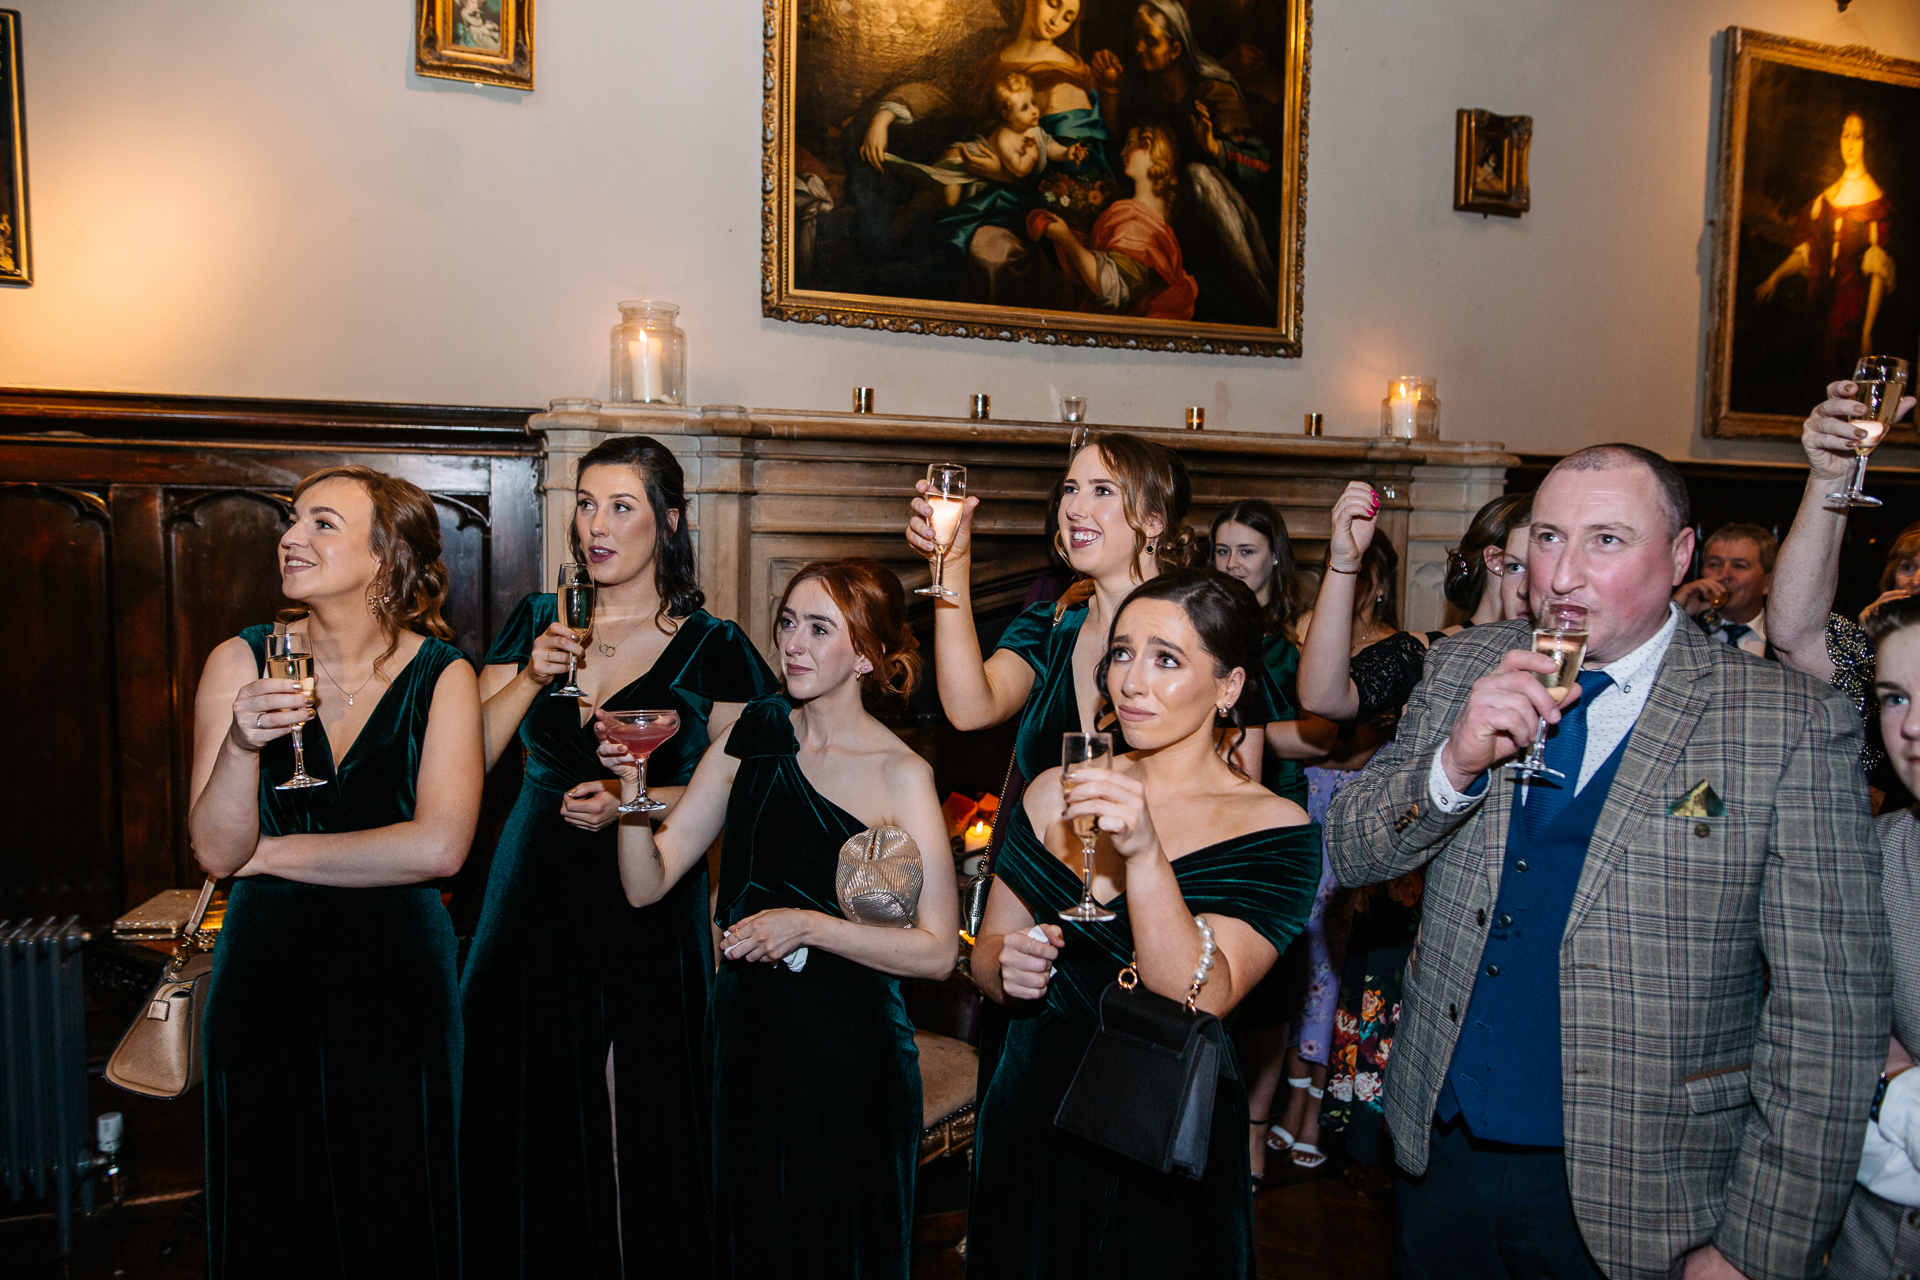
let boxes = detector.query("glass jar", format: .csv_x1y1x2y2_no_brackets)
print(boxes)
1381,376,1440,440
608,301,686,405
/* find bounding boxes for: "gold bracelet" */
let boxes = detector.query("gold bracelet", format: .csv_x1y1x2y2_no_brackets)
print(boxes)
1325,564,1360,575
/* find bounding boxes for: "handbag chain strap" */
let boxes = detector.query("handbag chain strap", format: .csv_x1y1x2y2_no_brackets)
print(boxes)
1115,959,1205,1013
164,876,220,977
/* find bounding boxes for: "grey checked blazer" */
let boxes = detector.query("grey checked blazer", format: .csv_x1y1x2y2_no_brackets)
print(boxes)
1326,617,1891,1280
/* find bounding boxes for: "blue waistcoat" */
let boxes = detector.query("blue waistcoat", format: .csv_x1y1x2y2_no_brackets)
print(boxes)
1436,737,1630,1147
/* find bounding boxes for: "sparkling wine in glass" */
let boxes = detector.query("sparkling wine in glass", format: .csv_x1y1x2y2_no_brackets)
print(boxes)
1829,355,1910,509
1506,599,1589,783
266,633,326,791
1058,732,1116,924
606,709,682,814
552,562,595,698
916,464,968,599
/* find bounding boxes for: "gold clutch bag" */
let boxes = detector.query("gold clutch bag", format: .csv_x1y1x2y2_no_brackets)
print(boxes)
835,827,923,928
105,877,219,1100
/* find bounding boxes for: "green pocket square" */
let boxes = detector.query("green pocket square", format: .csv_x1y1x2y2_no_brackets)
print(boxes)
1669,781,1726,818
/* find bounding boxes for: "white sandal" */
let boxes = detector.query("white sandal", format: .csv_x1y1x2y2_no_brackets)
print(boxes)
1289,1084,1329,1168
1266,1077,1313,1151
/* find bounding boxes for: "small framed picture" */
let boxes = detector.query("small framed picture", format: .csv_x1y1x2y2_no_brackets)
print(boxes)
1,9,29,286
415,0,533,92
1453,109,1531,218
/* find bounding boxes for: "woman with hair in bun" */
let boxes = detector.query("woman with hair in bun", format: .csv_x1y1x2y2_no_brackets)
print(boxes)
461,436,777,1278
600,558,957,1280
190,465,483,1276
1439,490,1533,635
966,568,1319,1277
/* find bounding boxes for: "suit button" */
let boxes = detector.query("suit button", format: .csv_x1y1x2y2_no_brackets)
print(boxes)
1448,1003,1458,1021
1498,914,1513,927
1477,909,1487,927
1486,964,1500,977
1695,822,1712,838
1515,860,1529,873
1907,1208,1920,1227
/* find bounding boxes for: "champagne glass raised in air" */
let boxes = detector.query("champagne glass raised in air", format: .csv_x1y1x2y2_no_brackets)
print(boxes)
916,464,967,599
606,709,681,814
266,633,326,791
1058,732,1117,924
1828,355,1911,509
552,562,595,698
1506,598,1589,784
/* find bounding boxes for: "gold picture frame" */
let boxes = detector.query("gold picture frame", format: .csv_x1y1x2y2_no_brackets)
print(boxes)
0,9,29,286
1453,109,1530,218
1704,28,1920,439
415,0,533,92
760,0,1312,358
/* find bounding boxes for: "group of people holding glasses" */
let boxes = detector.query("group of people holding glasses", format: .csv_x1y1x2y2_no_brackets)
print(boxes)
184,356,1920,1279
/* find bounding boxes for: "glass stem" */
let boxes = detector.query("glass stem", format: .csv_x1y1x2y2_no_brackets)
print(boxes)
291,725,307,778
567,653,578,687
1851,452,1870,497
634,755,650,804
1080,836,1097,906
931,549,946,595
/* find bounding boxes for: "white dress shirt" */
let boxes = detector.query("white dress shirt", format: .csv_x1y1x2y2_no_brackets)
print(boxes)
1708,610,1768,659
1859,1071,1920,1205
1428,604,1684,812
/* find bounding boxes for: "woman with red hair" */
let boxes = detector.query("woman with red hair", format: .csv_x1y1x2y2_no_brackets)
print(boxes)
599,558,957,1279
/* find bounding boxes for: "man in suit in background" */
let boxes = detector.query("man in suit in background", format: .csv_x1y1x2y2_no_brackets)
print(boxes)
1327,444,1890,1279
1676,522,1778,658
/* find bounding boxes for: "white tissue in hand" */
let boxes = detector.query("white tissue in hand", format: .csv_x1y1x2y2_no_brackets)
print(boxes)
784,947,809,972
1025,925,1057,979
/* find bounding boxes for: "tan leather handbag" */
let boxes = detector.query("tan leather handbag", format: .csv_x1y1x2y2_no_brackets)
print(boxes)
105,878,218,1099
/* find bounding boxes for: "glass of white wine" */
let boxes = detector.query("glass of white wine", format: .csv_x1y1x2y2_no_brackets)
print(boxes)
915,464,967,599
266,632,326,790
1506,598,1589,783
1828,355,1910,509
552,562,595,698
1058,731,1116,924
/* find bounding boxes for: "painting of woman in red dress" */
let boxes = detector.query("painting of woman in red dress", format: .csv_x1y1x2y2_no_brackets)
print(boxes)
1027,124,1197,319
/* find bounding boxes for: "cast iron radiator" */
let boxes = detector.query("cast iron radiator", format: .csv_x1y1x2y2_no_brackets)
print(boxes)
1,917,93,1254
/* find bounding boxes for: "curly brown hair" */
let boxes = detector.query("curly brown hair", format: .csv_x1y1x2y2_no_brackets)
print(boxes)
290,466,454,675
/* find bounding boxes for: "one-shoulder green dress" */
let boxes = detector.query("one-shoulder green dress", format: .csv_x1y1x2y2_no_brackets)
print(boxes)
459,596,776,1280
709,694,922,1280
203,628,466,1280
965,806,1320,1279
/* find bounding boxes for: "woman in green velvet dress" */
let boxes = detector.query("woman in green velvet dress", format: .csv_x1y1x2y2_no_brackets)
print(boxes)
600,558,957,1280
460,436,776,1279
192,466,484,1279
968,570,1320,1278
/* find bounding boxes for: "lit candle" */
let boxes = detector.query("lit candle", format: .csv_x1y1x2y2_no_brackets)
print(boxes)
964,819,992,854
1387,381,1417,439
630,334,664,404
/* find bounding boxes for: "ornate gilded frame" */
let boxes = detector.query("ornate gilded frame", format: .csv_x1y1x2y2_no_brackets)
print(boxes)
1453,109,1530,218
414,0,533,92
1704,28,1920,439
0,9,28,287
760,0,1311,357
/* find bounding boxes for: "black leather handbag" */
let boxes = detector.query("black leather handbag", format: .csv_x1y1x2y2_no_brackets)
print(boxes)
1053,964,1226,1180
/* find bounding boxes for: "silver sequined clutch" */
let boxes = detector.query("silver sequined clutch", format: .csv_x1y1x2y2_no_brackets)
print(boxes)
835,827,923,927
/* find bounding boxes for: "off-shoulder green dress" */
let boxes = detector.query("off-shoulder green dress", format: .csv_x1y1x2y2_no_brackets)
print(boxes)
203,628,467,1279
965,805,1320,1279
459,596,776,1280
709,694,922,1280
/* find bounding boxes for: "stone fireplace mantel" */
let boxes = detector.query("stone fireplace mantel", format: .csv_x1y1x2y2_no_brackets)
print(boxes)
525,400,1517,653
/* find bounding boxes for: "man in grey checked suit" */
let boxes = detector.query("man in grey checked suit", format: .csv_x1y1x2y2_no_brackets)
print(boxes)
1327,445,1891,1279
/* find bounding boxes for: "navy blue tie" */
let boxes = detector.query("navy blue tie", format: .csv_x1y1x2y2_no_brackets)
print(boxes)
1720,623,1751,647
1525,670,1614,837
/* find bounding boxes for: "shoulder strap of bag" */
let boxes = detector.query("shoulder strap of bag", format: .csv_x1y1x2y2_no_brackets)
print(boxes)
165,876,219,976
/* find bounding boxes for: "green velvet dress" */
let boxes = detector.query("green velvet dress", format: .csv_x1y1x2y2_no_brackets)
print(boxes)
203,627,466,1280
965,806,1321,1279
709,694,921,1280
1256,633,1308,807
459,597,776,1280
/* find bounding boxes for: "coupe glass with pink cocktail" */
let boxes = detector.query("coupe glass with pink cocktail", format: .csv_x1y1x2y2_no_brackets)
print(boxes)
605,709,682,814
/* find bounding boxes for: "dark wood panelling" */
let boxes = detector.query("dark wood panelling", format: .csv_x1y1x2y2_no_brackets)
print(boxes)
0,389,542,923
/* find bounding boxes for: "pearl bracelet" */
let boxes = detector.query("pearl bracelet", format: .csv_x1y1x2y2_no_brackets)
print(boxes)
1187,915,1217,1006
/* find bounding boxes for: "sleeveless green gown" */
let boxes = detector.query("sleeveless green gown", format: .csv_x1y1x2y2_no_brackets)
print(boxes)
965,806,1321,1279
459,597,775,1280
709,694,921,1280
203,627,467,1279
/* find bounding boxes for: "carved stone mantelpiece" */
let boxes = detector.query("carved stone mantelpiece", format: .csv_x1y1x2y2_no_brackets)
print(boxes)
526,400,1516,652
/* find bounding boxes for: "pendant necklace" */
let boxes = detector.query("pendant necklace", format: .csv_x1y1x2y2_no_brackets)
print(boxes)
595,615,649,658
313,651,378,707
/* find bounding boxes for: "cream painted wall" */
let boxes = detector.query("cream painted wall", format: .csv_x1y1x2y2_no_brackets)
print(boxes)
1,0,1917,462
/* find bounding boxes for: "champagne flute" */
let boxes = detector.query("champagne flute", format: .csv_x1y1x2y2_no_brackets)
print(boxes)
1828,355,1910,509
266,633,326,791
605,709,682,814
915,464,967,599
552,562,595,698
1505,598,1589,783
1058,732,1117,924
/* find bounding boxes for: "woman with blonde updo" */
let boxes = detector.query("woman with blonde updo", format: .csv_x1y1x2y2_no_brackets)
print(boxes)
600,557,957,1279
190,465,483,1276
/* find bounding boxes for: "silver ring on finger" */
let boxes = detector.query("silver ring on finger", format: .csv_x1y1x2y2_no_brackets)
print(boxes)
255,713,265,729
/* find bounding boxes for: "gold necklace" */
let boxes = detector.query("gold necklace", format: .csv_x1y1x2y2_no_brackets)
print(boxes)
312,651,379,707
595,614,651,658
